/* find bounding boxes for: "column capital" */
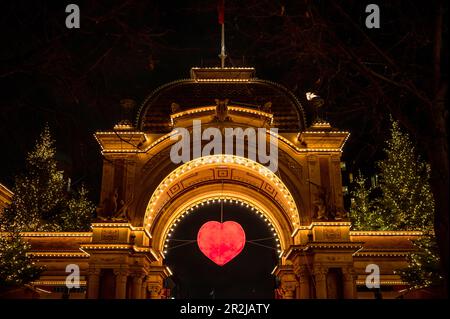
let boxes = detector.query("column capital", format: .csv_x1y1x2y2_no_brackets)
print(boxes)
293,264,311,285
342,267,357,281
313,265,328,281
294,264,310,276
113,269,129,276
130,271,146,279
87,268,101,276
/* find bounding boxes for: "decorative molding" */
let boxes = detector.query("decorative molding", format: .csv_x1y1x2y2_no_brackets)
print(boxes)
28,251,89,258
81,244,131,250
350,231,423,236
354,251,410,257
19,232,92,237
356,280,408,286
32,280,87,286
100,229,120,242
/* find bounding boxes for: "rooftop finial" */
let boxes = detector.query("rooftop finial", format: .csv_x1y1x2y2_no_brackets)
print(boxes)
218,0,226,68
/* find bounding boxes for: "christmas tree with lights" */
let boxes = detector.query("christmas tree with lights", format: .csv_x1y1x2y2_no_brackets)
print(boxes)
350,119,440,289
0,230,44,289
350,172,379,230
0,126,94,232
0,126,94,289
58,186,95,231
396,233,442,289
375,120,434,230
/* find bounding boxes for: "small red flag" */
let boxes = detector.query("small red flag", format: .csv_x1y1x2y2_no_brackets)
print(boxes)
218,0,224,24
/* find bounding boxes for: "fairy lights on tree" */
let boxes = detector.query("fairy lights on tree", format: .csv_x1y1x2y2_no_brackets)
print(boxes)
0,126,94,232
0,230,43,288
350,172,379,230
0,126,96,289
350,118,441,289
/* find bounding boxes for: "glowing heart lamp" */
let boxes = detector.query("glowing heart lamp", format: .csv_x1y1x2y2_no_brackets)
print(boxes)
197,221,246,266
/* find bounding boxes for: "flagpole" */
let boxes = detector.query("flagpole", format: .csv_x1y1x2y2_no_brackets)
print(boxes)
218,0,226,68
220,23,226,68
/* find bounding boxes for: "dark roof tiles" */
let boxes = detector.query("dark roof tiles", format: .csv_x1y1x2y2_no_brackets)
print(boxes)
136,79,307,133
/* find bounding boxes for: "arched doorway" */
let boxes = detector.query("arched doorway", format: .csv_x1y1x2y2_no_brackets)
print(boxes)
165,201,278,298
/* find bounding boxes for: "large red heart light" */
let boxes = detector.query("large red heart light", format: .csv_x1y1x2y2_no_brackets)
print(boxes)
197,221,246,266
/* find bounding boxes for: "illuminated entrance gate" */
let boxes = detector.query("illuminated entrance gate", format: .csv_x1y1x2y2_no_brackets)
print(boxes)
87,67,357,299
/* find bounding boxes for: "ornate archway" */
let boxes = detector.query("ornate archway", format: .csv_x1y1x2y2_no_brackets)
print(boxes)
144,154,300,255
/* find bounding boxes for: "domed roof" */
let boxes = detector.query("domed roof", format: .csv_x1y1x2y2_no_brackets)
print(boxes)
135,67,307,132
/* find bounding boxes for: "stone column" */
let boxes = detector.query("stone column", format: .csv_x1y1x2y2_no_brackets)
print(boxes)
131,274,144,299
313,266,328,299
87,269,100,299
114,270,128,299
343,267,357,299
297,265,311,299
141,278,148,299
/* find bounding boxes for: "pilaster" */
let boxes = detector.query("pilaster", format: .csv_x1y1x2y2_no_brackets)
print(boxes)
313,265,328,299
86,268,100,299
114,269,128,299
